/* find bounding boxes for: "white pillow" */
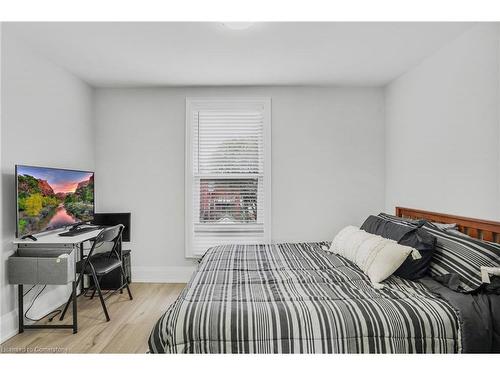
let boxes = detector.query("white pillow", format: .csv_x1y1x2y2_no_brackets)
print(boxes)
330,226,417,285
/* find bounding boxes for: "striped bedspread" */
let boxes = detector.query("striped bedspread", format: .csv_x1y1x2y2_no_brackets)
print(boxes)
149,242,460,353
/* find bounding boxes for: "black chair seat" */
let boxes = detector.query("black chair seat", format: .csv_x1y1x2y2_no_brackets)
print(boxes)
76,254,122,275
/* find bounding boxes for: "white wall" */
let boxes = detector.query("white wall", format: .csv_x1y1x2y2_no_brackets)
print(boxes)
385,24,500,220
94,87,386,281
0,30,94,342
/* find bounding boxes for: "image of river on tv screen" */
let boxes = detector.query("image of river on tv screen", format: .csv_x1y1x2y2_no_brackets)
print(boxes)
17,166,94,236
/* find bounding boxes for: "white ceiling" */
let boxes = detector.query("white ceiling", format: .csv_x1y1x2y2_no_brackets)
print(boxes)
5,22,474,87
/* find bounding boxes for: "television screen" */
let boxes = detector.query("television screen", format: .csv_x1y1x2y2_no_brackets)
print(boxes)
16,165,95,237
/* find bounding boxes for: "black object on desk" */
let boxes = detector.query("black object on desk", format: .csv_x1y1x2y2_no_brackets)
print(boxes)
93,213,131,241
20,234,37,241
59,226,101,237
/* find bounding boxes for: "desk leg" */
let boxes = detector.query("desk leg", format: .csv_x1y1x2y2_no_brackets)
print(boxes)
18,285,24,334
72,280,78,334
79,242,86,294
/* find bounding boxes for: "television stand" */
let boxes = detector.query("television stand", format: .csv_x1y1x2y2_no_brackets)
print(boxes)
59,226,99,237
68,222,88,231
20,234,37,241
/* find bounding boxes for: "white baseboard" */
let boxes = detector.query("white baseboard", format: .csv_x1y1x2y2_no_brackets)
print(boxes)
0,310,18,344
132,266,196,283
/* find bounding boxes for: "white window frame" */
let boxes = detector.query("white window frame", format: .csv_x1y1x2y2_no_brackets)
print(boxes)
185,97,272,258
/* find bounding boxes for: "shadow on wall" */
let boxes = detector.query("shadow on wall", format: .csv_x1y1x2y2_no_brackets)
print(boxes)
1,170,17,319
2,170,16,246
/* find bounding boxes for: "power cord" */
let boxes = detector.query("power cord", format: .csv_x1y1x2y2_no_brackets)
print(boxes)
23,285,62,322
26,308,62,322
24,285,46,321
22,284,37,297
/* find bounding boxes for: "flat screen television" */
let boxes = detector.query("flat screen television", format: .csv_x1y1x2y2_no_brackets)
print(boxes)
16,165,95,238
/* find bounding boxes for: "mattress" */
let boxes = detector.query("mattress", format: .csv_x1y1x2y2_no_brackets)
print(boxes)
149,242,460,353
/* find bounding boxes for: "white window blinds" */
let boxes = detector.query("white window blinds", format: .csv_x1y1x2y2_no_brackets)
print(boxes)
185,98,271,257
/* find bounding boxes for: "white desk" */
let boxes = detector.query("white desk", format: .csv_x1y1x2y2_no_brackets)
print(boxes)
14,226,104,334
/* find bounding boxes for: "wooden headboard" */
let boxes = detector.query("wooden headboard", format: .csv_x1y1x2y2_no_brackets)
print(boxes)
395,206,500,244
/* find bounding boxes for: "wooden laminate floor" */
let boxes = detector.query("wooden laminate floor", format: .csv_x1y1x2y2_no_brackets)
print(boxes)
0,283,185,354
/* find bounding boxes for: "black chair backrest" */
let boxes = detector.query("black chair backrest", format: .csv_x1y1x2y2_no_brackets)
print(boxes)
87,224,124,259
99,224,123,243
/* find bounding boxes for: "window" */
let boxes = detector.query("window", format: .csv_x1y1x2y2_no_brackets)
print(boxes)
185,98,271,257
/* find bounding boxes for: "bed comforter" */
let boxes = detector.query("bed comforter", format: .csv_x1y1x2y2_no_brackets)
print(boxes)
149,242,461,353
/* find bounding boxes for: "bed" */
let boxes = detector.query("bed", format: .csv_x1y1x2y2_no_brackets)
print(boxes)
149,207,500,353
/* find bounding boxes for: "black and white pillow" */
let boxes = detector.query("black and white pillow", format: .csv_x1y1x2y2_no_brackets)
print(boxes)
362,215,436,280
423,222,500,293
